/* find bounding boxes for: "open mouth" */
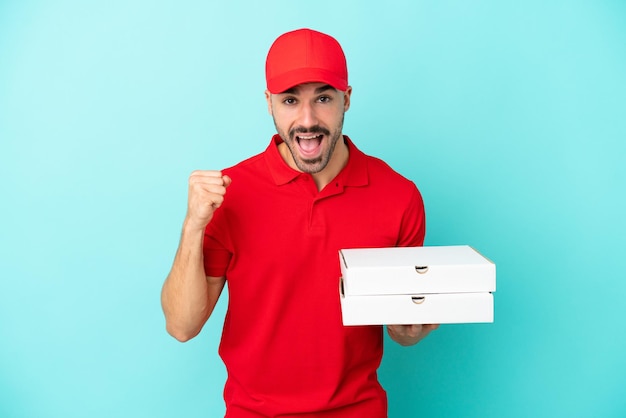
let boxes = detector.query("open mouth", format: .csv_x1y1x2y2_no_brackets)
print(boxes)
295,133,324,157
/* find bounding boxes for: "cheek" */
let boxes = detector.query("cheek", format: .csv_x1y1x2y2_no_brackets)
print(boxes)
271,114,293,138
272,107,292,123
327,111,345,130
273,114,290,132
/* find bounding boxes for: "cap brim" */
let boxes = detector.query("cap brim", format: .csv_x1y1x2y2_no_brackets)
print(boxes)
267,68,348,94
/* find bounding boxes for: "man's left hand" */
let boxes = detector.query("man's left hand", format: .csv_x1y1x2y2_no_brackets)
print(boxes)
387,324,440,346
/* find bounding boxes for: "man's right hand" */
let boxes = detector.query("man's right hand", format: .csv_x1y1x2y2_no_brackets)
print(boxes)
185,170,232,231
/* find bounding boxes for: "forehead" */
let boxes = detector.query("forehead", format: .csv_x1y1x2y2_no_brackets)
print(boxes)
277,82,337,95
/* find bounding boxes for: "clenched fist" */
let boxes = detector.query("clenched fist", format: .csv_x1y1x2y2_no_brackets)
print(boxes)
185,170,232,231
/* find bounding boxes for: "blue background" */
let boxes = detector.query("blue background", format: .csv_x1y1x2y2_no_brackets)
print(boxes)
1,1,625,417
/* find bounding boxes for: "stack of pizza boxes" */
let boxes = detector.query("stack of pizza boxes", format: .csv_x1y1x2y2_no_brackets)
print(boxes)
339,245,496,325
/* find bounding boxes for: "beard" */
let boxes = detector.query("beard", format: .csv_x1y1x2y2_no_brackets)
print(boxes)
273,113,345,174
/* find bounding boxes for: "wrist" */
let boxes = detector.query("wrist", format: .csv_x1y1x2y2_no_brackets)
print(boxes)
182,216,208,236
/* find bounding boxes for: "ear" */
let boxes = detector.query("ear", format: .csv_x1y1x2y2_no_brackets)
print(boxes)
343,86,352,112
265,90,273,115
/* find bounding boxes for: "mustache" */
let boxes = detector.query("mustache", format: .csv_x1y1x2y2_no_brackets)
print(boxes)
289,125,330,138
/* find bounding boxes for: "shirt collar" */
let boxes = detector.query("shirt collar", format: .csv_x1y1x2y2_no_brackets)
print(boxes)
264,134,369,188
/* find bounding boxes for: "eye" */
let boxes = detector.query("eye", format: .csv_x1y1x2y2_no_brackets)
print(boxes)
317,95,332,103
282,97,297,105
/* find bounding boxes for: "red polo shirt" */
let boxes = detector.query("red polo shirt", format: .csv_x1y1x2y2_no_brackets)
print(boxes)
203,135,425,417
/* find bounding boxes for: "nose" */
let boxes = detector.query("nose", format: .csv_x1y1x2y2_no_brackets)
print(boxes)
297,101,318,128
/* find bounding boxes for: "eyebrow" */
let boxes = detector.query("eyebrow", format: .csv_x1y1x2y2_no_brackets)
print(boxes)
279,84,336,95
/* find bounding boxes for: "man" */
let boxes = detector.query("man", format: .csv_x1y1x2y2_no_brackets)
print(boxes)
161,28,438,417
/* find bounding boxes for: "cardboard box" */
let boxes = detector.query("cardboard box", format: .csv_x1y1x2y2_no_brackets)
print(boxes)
339,245,496,325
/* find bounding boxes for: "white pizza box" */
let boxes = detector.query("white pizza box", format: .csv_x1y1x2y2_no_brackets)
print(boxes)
338,245,496,325
339,245,495,296
339,290,494,325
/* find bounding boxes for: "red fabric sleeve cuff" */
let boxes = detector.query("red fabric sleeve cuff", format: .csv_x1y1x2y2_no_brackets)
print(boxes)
203,234,231,277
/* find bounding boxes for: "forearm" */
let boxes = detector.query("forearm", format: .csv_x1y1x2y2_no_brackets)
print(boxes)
161,219,223,341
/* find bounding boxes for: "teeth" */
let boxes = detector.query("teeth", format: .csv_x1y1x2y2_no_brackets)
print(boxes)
297,134,322,140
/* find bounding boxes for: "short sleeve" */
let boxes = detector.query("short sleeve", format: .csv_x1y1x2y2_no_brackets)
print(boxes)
396,184,426,247
203,232,232,277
